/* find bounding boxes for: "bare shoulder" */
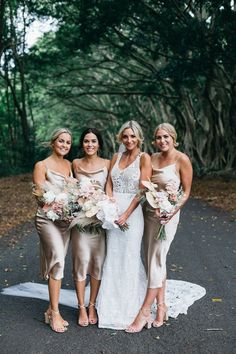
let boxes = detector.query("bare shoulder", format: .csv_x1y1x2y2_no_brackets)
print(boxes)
65,158,72,166
111,153,119,163
177,152,192,176
32,160,47,183
104,158,110,169
150,152,160,163
140,152,151,163
33,160,46,171
72,158,81,168
178,151,192,165
109,153,118,170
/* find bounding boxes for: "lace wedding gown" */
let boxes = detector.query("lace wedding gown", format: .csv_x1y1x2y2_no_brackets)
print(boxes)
97,153,147,330
2,280,206,319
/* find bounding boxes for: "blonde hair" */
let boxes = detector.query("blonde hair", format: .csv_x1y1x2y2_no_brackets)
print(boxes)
42,128,72,148
154,123,179,147
116,120,144,148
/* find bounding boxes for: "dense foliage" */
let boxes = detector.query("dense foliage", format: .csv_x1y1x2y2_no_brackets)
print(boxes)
1,0,236,176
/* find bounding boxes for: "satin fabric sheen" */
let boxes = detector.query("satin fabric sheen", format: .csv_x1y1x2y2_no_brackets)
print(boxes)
71,166,108,281
144,163,180,288
35,169,71,280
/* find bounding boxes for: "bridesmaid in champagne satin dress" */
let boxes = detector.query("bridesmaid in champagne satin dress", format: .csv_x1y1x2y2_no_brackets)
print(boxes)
71,128,110,327
126,123,193,333
33,128,72,333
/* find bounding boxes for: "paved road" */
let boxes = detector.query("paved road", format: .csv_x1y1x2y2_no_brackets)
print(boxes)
0,198,236,354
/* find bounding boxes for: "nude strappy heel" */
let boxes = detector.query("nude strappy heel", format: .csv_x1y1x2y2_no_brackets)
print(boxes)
77,304,89,327
47,309,67,333
88,302,98,325
152,302,168,328
125,308,153,333
44,309,69,327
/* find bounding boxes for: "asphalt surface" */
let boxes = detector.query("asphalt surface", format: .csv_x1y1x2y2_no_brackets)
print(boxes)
0,198,236,354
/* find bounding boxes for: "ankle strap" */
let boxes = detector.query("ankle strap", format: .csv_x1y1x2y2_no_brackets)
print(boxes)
88,302,95,308
140,307,151,316
51,309,60,314
78,304,86,309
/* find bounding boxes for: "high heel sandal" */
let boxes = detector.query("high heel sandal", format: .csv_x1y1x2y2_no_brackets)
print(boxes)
44,309,69,327
88,302,98,325
152,302,168,328
125,308,153,333
77,304,89,327
47,309,67,333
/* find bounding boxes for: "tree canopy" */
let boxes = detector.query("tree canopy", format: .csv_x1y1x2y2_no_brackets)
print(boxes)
1,0,236,176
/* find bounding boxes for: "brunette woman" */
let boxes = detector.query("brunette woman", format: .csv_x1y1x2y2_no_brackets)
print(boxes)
71,128,110,326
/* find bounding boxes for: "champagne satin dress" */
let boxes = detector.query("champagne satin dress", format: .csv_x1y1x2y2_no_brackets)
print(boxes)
71,166,108,281
144,163,180,288
35,169,71,280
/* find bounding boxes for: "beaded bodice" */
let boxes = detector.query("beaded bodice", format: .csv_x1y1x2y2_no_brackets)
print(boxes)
111,153,141,194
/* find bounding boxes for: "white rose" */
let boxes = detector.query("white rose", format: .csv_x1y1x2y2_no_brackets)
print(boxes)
97,200,119,229
55,192,68,204
43,190,56,204
159,198,173,213
46,210,60,221
82,200,93,211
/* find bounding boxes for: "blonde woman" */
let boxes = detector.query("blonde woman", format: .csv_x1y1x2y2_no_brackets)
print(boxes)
97,120,152,330
33,128,72,333
126,123,193,333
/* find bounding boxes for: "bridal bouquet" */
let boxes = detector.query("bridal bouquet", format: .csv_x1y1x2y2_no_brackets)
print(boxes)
33,178,81,222
69,177,128,233
141,179,183,240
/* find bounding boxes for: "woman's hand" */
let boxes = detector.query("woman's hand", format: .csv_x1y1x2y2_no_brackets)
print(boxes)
160,214,171,225
155,208,161,219
155,208,173,224
116,211,129,226
160,208,178,224
109,196,116,203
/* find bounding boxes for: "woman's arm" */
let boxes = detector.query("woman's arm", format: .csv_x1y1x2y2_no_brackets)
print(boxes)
105,154,118,197
176,153,193,209
105,158,111,171
116,153,152,226
32,161,46,185
140,153,152,187
72,159,79,177
32,161,47,203
161,153,193,224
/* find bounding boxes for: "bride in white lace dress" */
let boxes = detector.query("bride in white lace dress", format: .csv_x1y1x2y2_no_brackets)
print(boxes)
97,121,152,329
